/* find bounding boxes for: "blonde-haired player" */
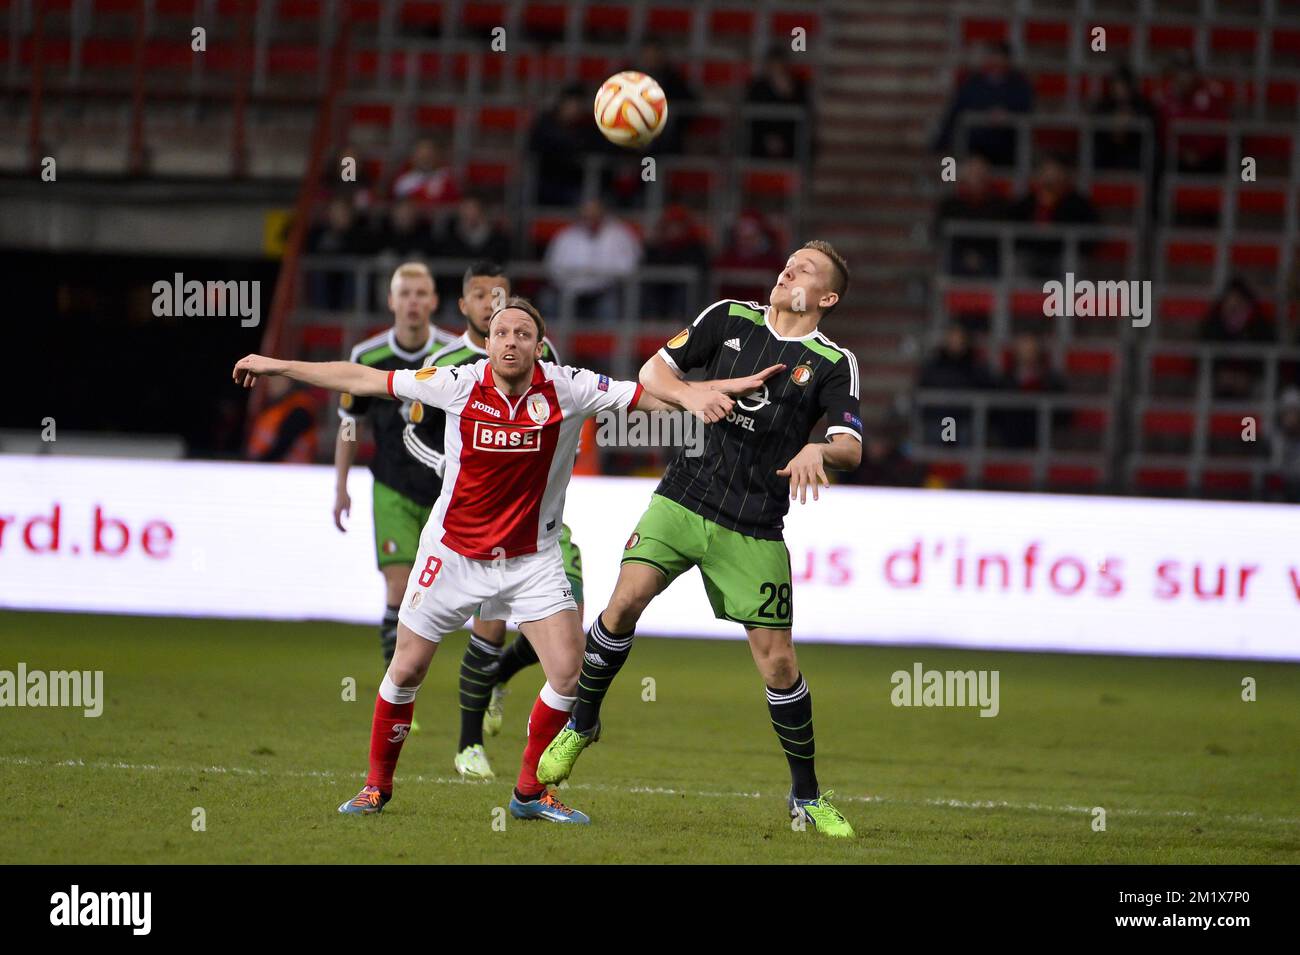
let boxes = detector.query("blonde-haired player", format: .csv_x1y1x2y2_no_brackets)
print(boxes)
333,262,464,667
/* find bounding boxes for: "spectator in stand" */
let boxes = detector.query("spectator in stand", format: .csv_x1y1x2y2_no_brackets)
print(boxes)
935,152,1013,277
1152,50,1230,174
247,377,320,463
1011,153,1099,278
437,195,510,262
917,321,999,447
306,196,372,309
529,83,610,206
932,40,1034,167
391,137,461,206
714,209,785,299
372,198,436,259
1200,277,1275,399
846,416,926,488
989,332,1068,449
1270,387,1300,503
322,144,378,209
746,47,813,160
431,195,511,306
1090,65,1158,172
643,203,712,318
542,197,642,321
630,41,697,155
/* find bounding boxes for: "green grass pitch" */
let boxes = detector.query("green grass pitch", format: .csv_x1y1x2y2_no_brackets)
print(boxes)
2,610,1297,864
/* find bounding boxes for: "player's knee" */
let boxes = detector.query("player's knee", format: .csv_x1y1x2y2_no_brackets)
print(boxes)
758,648,799,688
603,590,650,632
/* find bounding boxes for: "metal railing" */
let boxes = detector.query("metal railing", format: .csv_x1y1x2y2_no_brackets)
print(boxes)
909,388,1119,490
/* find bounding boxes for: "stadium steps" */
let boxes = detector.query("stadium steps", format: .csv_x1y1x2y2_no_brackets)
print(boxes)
808,0,965,423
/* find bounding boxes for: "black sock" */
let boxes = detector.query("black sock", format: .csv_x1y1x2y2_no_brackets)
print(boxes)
767,673,818,800
572,613,634,733
457,633,502,750
513,786,542,802
380,605,399,666
495,635,539,685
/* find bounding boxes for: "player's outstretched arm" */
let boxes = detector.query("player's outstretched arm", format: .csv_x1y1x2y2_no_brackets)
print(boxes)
233,355,391,397
776,434,862,504
638,354,735,424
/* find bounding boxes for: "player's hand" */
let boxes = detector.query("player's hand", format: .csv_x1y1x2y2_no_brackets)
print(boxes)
712,364,786,398
333,488,351,532
681,386,734,424
233,354,286,388
776,444,830,504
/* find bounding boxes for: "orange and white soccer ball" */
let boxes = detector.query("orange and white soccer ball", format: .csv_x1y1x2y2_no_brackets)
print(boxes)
593,71,668,149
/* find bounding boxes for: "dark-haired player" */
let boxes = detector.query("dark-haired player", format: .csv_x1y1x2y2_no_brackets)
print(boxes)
539,240,863,838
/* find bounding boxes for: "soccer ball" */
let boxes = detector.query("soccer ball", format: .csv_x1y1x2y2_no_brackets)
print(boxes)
593,71,668,149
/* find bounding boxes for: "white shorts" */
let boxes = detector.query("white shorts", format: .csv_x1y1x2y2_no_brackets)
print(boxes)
397,529,578,643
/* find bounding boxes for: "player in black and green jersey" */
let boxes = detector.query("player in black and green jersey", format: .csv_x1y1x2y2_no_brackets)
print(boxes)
402,260,585,781
539,241,864,837
333,262,462,668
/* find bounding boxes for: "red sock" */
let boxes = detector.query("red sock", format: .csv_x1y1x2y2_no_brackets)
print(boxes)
365,692,415,794
517,692,572,797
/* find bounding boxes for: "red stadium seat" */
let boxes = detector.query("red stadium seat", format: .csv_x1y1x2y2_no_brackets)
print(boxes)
946,288,995,315
926,460,968,486
400,2,443,27
982,462,1034,487
462,2,505,29
743,168,799,197
1148,24,1197,52
1237,188,1288,230
710,8,756,37
414,104,456,130
1070,409,1109,433
961,18,1009,44
1047,463,1103,488
465,160,510,189
523,2,567,33
1143,409,1196,437
1134,466,1189,492
349,102,394,130
529,216,570,249
1201,469,1254,493
280,0,324,20
647,6,693,36
585,5,630,34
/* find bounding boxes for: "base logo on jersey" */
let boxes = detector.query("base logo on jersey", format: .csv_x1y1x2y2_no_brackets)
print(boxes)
625,532,640,550
791,363,813,386
526,393,551,425
666,328,690,349
382,539,399,554
473,421,542,452
414,366,438,381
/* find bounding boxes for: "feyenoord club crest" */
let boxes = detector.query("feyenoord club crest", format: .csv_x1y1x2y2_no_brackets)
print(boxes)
527,393,550,425
791,363,813,386
383,539,398,554
625,532,640,550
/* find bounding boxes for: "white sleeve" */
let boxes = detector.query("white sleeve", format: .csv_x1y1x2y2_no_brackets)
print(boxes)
387,364,465,410
564,365,643,418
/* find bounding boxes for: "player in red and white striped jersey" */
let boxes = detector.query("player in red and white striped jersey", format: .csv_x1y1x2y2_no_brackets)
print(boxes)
233,297,781,823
